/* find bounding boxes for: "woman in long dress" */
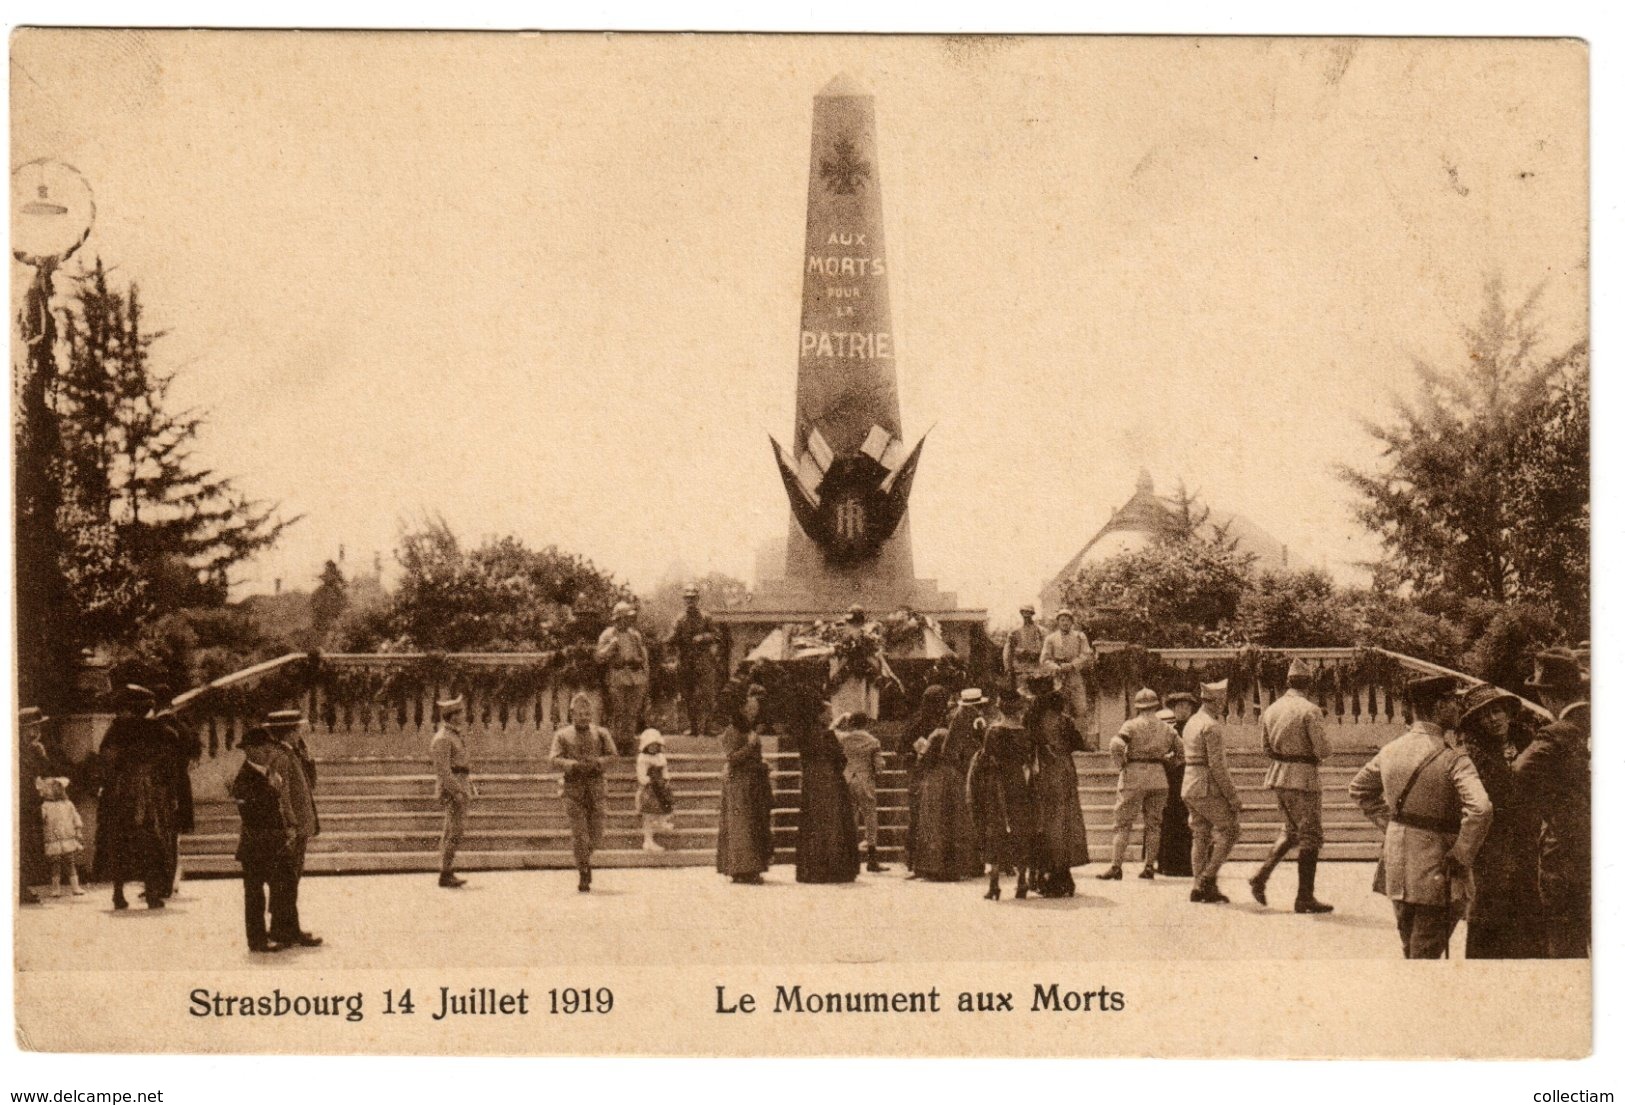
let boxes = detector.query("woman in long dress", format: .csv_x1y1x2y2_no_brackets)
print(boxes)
715,683,774,884
898,684,950,874
970,689,1036,900
1156,698,1195,876
92,688,180,909
1026,682,1090,897
912,689,986,881
1458,685,1544,958
791,693,860,883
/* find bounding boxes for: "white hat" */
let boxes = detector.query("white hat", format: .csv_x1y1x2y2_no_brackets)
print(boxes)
612,601,636,618
638,728,664,752
1200,679,1228,701
436,695,465,715
958,688,987,707
1132,687,1161,711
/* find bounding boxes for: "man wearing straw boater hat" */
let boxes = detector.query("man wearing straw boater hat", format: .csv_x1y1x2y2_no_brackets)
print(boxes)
1349,674,1492,959
430,695,474,888
1181,679,1241,903
1248,657,1334,914
1513,647,1591,958
1098,687,1174,882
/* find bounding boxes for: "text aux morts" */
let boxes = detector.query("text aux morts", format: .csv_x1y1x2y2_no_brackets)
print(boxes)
715,983,1125,1015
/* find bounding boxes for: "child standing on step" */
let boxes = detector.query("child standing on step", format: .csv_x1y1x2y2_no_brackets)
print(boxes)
636,729,676,852
37,778,85,897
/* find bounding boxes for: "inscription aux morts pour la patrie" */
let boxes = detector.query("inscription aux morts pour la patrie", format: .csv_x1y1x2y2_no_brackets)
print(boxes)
804,232,892,360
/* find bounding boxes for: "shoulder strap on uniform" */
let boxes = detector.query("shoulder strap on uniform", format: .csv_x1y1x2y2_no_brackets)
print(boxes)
1393,745,1451,819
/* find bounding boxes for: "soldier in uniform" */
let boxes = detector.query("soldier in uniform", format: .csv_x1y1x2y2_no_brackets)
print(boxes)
1514,648,1591,958
1003,605,1045,691
1349,674,1493,959
1098,688,1174,882
1182,679,1241,903
596,601,651,755
667,585,725,736
550,692,618,893
1039,609,1095,748
430,696,474,888
1248,658,1334,913
263,710,322,947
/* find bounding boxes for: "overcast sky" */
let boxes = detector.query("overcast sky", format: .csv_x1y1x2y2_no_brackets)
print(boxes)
11,32,1587,620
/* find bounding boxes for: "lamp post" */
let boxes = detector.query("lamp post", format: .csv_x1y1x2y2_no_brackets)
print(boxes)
12,159,95,709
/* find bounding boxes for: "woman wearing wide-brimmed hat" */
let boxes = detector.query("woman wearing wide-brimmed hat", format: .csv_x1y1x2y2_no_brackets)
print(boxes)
1026,677,1090,897
1456,683,1543,958
911,688,986,881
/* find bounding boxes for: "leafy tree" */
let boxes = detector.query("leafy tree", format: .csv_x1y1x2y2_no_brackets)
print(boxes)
1235,568,1354,647
1061,530,1256,646
1338,278,1588,625
358,515,634,652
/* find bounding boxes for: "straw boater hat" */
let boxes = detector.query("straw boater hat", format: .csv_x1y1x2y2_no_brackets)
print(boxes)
1458,683,1519,726
19,706,48,727
437,695,465,718
1132,687,1161,711
1525,648,1586,694
958,687,987,707
264,709,305,731
1199,679,1228,703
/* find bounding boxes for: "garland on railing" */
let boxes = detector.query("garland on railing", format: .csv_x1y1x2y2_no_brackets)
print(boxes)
318,647,603,706
178,652,321,720
1090,645,1411,715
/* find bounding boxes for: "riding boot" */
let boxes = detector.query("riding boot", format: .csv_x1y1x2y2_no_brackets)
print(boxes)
984,871,1001,901
1250,839,1292,905
1293,850,1334,914
578,866,591,893
1015,869,1028,899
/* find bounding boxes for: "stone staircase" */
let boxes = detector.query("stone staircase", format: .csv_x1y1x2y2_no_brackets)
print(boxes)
180,750,1381,876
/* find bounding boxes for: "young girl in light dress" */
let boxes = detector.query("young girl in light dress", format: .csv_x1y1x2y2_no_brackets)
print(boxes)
636,729,676,851
37,777,85,897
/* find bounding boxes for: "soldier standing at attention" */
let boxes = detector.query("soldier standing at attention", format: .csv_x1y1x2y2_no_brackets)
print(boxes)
1182,680,1241,904
1039,609,1094,748
1003,605,1045,691
1248,658,1334,913
1349,674,1493,959
551,692,618,893
1098,687,1173,882
667,585,725,736
1514,648,1591,958
430,696,473,889
596,601,651,755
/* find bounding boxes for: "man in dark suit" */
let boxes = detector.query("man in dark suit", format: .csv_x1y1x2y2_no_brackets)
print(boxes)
1514,648,1590,958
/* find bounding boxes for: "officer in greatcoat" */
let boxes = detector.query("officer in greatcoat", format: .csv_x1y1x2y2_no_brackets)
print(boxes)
1098,687,1174,882
1003,605,1046,691
430,696,474,888
1349,674,1493,959
263,709,322,947
667,585,726,736
1514,648,1590,958
1248,657,1334,913
1182,679,1241,903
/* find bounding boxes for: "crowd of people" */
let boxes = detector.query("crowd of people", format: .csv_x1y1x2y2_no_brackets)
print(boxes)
15,601,1588,964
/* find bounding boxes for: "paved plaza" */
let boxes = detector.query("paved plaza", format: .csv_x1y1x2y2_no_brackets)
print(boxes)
15,861,1443,972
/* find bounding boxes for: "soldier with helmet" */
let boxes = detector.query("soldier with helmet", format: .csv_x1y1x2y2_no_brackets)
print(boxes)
1003,604,1045,691
596,600,651,755
1349,674,1493,959
1098,687,1174,882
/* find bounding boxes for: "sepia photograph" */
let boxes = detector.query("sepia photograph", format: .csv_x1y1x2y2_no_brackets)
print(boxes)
9,28,1592,1060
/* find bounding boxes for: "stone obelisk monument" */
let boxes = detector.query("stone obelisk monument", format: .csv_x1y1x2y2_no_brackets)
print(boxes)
724,75,984,665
